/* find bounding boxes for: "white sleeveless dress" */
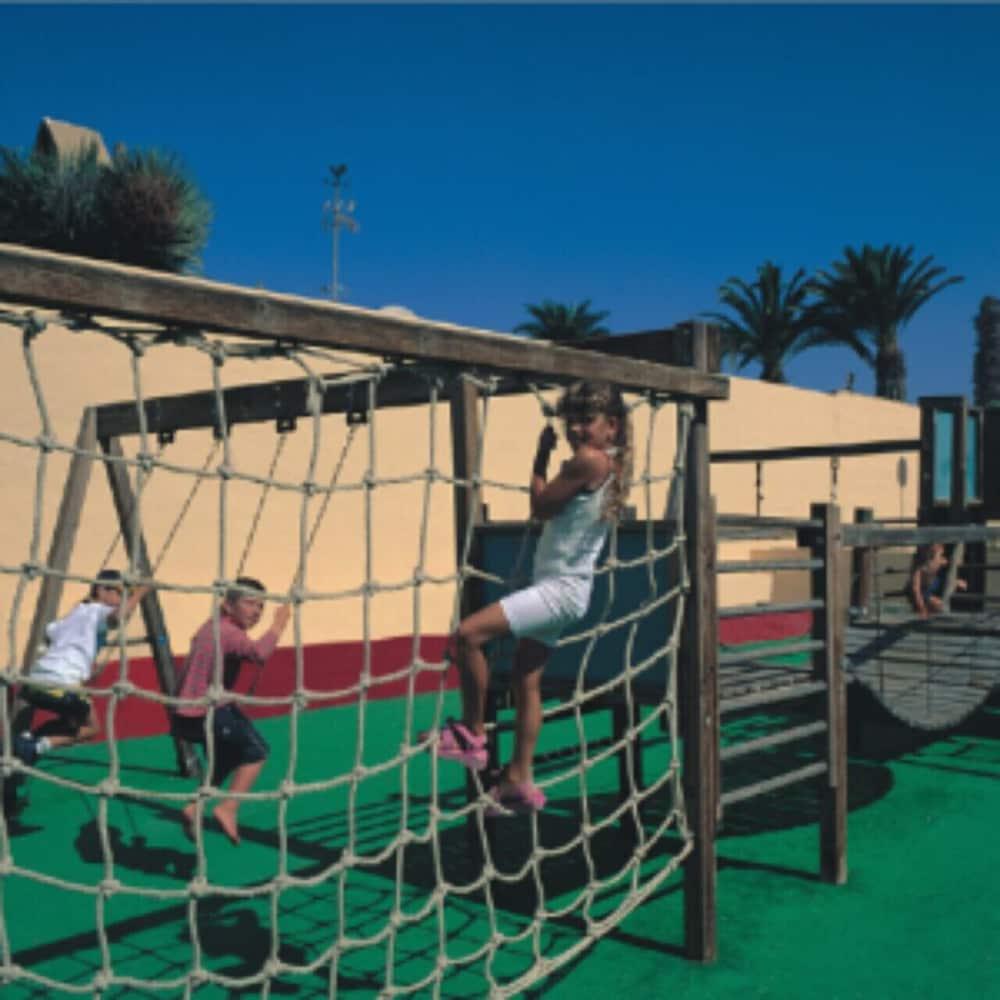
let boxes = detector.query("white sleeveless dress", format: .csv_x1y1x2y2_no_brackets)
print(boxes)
500,476,611,647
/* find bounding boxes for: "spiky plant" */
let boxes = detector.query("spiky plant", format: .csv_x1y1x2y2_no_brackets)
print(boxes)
0,146,103,256
98,148,211,272
0,143,211,273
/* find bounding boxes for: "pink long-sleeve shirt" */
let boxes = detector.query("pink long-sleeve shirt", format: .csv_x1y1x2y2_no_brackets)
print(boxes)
174,613,279,718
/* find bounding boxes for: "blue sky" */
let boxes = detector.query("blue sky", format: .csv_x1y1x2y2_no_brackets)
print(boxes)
2,4,998,401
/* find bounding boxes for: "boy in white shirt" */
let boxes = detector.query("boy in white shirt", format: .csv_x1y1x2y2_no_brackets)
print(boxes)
17,569,150,761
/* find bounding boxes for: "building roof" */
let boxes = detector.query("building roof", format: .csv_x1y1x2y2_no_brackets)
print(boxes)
33,116,110,165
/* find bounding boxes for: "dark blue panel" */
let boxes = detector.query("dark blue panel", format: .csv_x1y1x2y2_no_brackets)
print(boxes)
476,522,680,701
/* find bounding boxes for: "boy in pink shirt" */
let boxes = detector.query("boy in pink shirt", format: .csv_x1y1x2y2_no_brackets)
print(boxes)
173,576,290,845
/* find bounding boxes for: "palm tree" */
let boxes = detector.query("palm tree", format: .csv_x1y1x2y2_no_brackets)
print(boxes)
704,261,817,383
810,244,963,401
514,299,610,341
0,144,211,273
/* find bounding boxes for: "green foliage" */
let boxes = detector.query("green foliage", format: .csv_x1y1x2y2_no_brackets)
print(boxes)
514,299,610,341
0,146,103,255
0,143,211,273
810,244,963,401
705,261,817,383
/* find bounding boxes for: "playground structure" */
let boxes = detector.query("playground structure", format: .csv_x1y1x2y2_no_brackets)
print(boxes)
0,243,997,994
713,394,1000,727
0,243,726,993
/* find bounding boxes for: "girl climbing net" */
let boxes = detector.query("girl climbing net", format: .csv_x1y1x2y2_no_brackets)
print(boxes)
429,379,633,815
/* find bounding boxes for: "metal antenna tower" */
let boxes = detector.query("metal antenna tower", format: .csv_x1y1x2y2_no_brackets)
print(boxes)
322,164,359,301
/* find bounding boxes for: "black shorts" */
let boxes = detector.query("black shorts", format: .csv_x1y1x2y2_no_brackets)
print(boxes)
21,685,92,732
172,704,269,786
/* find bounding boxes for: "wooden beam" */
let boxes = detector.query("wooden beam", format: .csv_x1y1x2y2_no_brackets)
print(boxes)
680,401,718,962
711,438,919,464
851,508,875,614
449,379,484,619
101,437,199,778
22,407,97,670
96,366,442,439
576,321,722,373
0,244,728,401
842,523,1000,548
808,503,847,884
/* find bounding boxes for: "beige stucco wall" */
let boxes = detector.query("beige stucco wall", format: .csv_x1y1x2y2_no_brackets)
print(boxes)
0,307,919,661
712,378,918,608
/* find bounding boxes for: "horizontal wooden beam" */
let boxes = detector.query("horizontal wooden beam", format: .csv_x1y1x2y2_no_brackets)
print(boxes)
97,366,467,438
575,322,722,373
711,438,919,463
0,244,728,401
842,523,1000,548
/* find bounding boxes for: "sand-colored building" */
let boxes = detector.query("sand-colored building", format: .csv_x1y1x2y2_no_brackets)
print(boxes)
0,302,918,664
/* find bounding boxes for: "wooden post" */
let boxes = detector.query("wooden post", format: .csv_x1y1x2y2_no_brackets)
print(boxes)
449,379,484,618
448,380,489,850
680,320,719,962
809,502,847,884
22,407,98,670
851,507,874,617
13,408,98,734
101,436,198,778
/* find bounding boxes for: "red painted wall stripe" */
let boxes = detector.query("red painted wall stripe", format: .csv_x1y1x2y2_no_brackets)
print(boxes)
30,614,811,743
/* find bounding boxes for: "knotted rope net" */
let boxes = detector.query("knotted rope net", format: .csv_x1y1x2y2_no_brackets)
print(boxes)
0,302,692,997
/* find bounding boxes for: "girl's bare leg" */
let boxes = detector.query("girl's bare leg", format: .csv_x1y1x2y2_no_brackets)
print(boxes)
453,602,511,737
506,639,550,786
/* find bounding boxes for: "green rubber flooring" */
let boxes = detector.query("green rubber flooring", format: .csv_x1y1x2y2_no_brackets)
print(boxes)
3,691,999,998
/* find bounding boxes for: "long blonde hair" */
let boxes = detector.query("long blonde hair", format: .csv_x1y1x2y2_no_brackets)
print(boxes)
556,380,633,522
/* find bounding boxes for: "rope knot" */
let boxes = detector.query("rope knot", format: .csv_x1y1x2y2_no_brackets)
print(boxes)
189,876,211,897
23,313,46,339
98,777,120,797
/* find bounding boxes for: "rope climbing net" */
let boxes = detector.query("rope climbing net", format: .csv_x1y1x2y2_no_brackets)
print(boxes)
0,280,702,997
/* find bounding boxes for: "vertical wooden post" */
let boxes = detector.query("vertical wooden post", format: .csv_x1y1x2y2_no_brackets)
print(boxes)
680,321,718,962
809,502,847,884
449,379,483,618
22,407,98,670
448,380,489,850
851,507,874,617
13,408,98,733
102,437,198,778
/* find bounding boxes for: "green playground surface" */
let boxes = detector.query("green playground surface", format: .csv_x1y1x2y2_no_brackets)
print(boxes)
3,690,999,998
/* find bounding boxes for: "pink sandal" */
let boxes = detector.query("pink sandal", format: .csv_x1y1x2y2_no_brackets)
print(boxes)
428,719,488,772
486,781,547,817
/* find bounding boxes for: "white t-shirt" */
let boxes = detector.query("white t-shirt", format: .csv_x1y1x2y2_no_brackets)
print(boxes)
30,601,115,686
